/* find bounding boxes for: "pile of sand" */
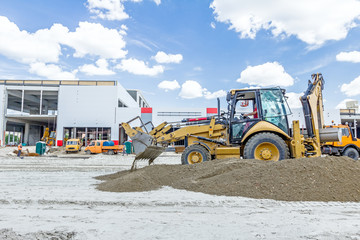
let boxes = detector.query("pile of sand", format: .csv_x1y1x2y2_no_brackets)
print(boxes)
95,156,360,202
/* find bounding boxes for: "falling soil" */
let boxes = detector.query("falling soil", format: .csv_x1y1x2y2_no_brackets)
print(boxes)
95,156,360,202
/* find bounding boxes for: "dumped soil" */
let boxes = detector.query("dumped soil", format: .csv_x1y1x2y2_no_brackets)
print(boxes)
13,149,39,157
95,156,360,202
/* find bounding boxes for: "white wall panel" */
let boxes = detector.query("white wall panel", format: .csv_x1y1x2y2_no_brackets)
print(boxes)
0,85,5,145
57,86,117,140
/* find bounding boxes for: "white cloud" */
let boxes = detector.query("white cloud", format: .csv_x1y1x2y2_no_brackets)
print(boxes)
285,92,303,109
65,21,127,59
179,80,226,99
153,51,183,64
204,89,227,99
79,59,115,76
336,51,360,63
29,62,78,80
237,62,294,87
341,75,360,96
87,0,129,21
336,99,357,109
0,17,127,66
153,0,161,5
0,16,68,64
0,16,129,80
158,80,180,92
179,80,204,99
210,0,360,47
210,22,216,29
193,66,203,71
116,58,164,76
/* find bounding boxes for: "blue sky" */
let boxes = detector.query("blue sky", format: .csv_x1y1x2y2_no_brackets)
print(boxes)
1,0,360,110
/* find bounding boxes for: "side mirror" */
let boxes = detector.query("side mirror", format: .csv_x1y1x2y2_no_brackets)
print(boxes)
226,92,231,102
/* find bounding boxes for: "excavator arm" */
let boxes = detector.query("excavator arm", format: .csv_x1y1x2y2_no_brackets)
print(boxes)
300,73,325,156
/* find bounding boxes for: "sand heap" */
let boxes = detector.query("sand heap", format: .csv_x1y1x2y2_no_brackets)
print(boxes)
95,156,360,202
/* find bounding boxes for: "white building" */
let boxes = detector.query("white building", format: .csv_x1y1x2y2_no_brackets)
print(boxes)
0,80,219,147
0,80,148,146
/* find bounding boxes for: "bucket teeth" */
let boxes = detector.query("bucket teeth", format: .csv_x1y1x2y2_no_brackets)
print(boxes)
135,146,165,161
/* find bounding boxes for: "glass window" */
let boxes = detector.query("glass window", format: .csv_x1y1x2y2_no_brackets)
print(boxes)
96,141,100,146
234,100,255,119
232,121,257,140
63,128,71,142
260,89,291,133
87,128,96,142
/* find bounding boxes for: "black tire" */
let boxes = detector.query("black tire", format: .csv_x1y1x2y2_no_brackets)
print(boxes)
342,147,359,160
243,132,289,161
108,150,114,155
181,145,211,165
85,150,91,155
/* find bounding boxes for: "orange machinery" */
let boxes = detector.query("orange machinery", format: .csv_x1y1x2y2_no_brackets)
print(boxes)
322,124,360,160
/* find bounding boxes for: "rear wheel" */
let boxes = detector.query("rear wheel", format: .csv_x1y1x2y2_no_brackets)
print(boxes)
244,132,289,161
342,147,359,160
108,150,114,155
181,145,211,165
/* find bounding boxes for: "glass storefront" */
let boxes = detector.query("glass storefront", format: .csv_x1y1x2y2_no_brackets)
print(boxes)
63,127,111,146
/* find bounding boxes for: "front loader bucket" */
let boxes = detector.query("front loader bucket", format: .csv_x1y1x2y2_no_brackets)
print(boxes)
131,131,153,155
129,131,165,168
134,145,165,161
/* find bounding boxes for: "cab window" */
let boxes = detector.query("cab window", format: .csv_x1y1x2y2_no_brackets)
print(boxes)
96,142,101,146
342,128,350,137
260,89,291,133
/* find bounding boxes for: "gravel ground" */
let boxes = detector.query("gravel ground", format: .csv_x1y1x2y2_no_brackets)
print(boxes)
0,147,360,239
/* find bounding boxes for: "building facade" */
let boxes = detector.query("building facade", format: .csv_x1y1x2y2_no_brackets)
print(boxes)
0,80,148,146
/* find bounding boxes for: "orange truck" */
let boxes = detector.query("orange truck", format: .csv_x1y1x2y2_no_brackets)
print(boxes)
322,124,360,160
84,140,124,155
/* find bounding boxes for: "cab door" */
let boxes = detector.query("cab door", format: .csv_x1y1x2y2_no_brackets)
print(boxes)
230,91,261,143
95,141,102,153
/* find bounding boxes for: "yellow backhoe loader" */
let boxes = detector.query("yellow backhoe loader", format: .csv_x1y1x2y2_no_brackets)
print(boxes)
41,127,56,146
122,73,341,165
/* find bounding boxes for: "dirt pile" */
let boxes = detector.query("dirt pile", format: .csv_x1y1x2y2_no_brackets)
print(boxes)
95,156,360,202
13,149,39,157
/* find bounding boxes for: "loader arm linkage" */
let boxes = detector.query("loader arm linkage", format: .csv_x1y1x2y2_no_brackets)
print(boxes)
300,73,325,157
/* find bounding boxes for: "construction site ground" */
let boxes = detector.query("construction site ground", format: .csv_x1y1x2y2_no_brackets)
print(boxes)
0,147,360,239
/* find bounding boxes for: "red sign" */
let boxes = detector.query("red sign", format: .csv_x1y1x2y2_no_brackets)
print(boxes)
141,108,152,113
206,108,218,114
57,140,63,147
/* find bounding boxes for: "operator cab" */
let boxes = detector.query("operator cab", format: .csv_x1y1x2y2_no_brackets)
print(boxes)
228,88,291,143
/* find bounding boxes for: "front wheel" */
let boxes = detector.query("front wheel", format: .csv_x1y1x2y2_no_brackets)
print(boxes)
181,145,211,165
85,150,91,155
243,132,289,161
342,147,359,160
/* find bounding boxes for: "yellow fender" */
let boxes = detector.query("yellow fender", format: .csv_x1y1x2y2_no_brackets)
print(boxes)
241,121,291,144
